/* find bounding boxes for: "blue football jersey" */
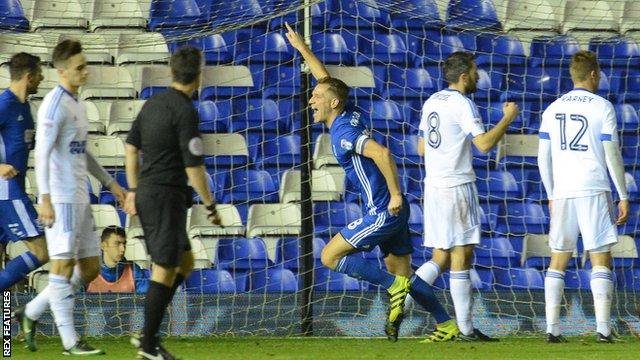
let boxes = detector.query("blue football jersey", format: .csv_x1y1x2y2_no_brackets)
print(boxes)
0,89,35,200
330,111,390,215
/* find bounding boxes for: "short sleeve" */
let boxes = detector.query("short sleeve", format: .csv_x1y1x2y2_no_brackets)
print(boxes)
335,121,369,156
418,101,429,139
458,98,485,137
126,116,141,148
539,108,551,140
176,107,205,167
600,101,618,142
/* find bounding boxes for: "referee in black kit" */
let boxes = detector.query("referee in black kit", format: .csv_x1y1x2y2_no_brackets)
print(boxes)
123,46,220,360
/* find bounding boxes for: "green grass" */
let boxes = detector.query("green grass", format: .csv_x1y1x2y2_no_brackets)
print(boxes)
9,336,640,359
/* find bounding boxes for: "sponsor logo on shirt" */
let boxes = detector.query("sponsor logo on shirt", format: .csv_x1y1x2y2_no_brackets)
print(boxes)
350,112,361,126
69,140,86,154
341,139,353,150
16,114,23,122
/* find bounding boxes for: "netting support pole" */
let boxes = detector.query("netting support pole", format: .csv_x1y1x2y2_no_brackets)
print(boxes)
298,0,314,337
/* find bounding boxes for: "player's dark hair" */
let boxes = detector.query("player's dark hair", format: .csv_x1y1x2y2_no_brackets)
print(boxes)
443,51,475,85
52,39,83,68
570,50,600,82
317,76,349,111
9,52,41,81
101,225,126,243
170,46,203,85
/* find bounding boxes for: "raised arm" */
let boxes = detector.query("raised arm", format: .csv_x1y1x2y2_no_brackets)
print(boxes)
284,22,330,81
472,102,519,153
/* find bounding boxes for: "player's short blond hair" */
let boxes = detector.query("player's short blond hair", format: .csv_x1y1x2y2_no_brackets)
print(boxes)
570,51,600,82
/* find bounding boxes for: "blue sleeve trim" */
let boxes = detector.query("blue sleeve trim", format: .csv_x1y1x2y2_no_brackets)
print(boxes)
539,132,550,140
600,134,613,141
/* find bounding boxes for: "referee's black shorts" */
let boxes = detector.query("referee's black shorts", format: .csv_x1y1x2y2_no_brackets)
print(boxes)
135,185,191,268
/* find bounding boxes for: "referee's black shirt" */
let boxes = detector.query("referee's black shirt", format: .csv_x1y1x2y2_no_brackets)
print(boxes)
126,87,204,188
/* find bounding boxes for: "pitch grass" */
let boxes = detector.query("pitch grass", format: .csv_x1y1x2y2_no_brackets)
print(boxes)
9,336,640,359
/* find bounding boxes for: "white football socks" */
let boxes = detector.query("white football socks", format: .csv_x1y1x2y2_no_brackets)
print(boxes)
545,269,565,336
591,266,613,337
450,270,473,336
48,273,79,350
405,261,440,310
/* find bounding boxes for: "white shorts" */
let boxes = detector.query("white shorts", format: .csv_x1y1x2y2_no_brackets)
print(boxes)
423,182,481,250
548,192,618,252
45,203,100,260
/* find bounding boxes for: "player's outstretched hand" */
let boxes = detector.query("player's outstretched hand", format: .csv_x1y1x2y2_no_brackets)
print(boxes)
502,102,519,122
124,191,137,216
38,200,55,228
109,182,127,208
206,203,222,226
388,194,403,216
617,199,629,225
284,22,306,52
0,164,18,180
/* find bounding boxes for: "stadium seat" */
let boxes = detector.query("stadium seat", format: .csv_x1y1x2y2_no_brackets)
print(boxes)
223,169,279,204
314,202,362,237
620,134,640,168
562,1,618,33
249,268,298,292
383,67,434,102
227,98,286,134
246,204,301,237
148,0,208,31
106,100,145,135
400,167,424,204
189,237,213,269
0,0,29,31
262,65,301,98
0,33,53,65
497,203,547,235
89,0,149,32
275,237,324,271
263,1,324,31
583,235,639,269
355,99,403,132
414,35,464,66
498,134,539,169
87,136,125,167
474,237,519,268
388,0,442,31
621,1,640,34
475,34,527,68
235,33,293,65
483,102,529,133
115,33,170,65
475,170,521,202
312,134,339,168
615,104,640,134
98,171,128,204
314,268,361,291
169,34,233,65
522,234,579,269
503,67,565,101
81,66,136,99
31,0,89,30
493,268,544,290
479,203,499,233
564,269,592,289
407,203,423,234
446,0,501,30
355,34,409,66
327,0,390,34
254,135,300,170
188,204,245,237
503,0,560,32
589,36,640,70
279,169,345,203
388,135,421,169
528,35,581,68
615,268,640,290
185,269,236,293
210,0,264,30
91,204,121,230
200,65,255,100
193,100,226,133
60,33,116,64
617,202,640,236
202,133,249,170
216,237,272,270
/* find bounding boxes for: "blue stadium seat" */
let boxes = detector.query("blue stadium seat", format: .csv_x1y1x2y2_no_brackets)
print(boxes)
475,34,526,67
475,170,521,202
99,172,128,205
493,268,544,290
168,34,233,65
414,35,465,66
564,270,591,290
327,0,390,31
222,169,278,204
446,0,501,30
472,69,502,104
620,134,640,168
314,268,361,291
528,35,580,68
227,99,287,134
249,268,298,292
616,104,640,134
615,269,640,290
217,238,272,270
314,202,362,237
516,169,547,203
483,102,529,133
497,203,548,235
589,36,640,69
275,237,325,270
310,33,354,65
185,269,236,293
253,134,300,171
479,203,499,233
400,167,424,204
263,1,324,31
262,65,301,97
219,27,268,59
618,202,640,236
384,67,434,102
503,67,566,102
408,203,423,234
192,172,220,204
389,135,421,169
210,0,264,28
149,0,208,31
474,237,520,268
236,33,294,64
355,34,409,66
356,100,404,132
205,170,227,204
388,0,442,31
411,234,432,262
195,101,227,133
0,0,29,31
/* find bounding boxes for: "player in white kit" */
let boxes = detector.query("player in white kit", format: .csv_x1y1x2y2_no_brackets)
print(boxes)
19,40,126,355
538,51,628,343
410,52,519,341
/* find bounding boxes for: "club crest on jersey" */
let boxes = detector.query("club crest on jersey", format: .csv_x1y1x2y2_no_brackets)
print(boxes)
340,139,353,150
17,114,23,122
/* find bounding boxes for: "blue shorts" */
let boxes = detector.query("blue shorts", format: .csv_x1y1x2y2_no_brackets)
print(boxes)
0,194,44,244
340,199,413,257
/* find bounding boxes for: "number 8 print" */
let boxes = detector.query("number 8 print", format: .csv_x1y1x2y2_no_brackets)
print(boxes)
426,112,441,149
